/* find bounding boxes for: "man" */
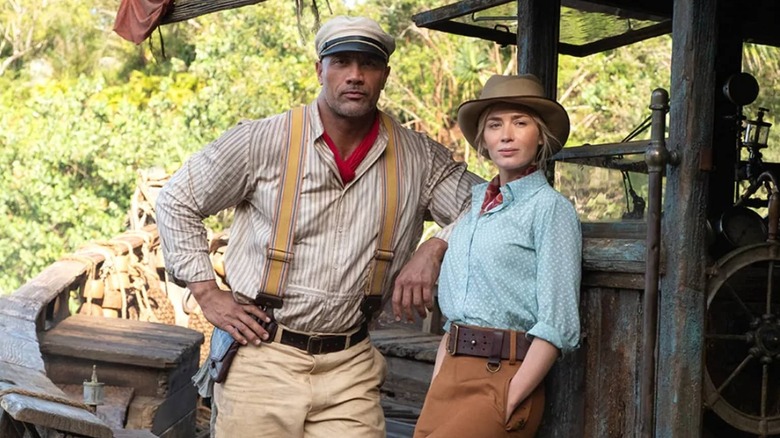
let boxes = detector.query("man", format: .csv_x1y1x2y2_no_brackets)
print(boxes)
156,15,481,437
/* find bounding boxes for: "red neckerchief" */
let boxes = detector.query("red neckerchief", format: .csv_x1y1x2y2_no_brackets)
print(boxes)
479,166,538,215
322,115,381,184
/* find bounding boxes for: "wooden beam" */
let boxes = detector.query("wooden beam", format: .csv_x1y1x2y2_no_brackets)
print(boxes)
1,393,112,438
572,0,672,19
552,139,651,160
655,0,718,436
569,21,672,57
517,0,561,96
562,0,669,21
160,0,267,25
424,21,516,46
411,0,512,27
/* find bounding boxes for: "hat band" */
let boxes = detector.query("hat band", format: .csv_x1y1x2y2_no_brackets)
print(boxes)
319,35,389,59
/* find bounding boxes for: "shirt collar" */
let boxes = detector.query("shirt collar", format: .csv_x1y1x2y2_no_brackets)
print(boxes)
307,101,391,184
502,169,548,202
472,169,548,211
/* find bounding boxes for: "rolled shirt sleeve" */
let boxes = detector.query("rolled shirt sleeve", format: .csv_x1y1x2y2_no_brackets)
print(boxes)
156,122,257,284
526,195,582,352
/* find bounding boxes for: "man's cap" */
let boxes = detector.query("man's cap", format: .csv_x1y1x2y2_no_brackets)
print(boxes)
315,16,396,62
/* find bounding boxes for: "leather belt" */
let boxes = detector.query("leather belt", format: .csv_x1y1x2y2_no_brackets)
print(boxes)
446,323,531,361
273,323,368,355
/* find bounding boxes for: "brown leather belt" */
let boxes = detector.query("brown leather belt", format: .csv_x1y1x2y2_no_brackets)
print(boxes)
446,323,531,361
274,323,368,355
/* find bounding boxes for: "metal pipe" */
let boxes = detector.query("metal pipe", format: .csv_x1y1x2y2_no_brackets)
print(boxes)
640,88,671,438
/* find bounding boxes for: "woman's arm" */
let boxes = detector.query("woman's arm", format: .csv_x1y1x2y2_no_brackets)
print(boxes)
505,337,559,422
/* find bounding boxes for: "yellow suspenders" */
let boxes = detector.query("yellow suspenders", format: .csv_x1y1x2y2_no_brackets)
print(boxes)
255,106,400,318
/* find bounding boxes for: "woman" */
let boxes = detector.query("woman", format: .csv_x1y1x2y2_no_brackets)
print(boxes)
414,75,581,438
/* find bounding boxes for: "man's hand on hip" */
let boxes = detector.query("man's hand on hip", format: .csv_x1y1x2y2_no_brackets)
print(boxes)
392,238,448,322
188,280,272,346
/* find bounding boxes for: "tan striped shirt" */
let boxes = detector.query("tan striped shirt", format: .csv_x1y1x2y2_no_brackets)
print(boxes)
156,102,481,333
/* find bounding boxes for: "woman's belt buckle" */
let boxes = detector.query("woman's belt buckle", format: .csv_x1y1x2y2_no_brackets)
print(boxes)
446,324,460,355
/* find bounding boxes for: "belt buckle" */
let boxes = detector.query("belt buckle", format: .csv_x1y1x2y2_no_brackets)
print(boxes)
446,324,460,355
306,335,324,354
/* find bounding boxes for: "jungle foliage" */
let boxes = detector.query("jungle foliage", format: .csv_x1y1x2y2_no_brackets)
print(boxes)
1,0,779,294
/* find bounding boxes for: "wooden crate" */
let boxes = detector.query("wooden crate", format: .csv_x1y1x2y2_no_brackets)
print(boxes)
40,315,204,437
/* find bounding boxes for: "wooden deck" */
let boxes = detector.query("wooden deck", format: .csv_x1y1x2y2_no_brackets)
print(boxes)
0,219,654,437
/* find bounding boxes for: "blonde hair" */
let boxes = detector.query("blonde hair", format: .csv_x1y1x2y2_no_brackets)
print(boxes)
474,103,561,172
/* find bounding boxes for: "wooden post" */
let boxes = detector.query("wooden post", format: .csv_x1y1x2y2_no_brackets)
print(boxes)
517,0,561,183
516,2,586,436
656,0,718,436
516,0,560,97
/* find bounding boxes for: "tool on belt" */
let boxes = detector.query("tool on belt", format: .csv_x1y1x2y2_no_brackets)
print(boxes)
209,106,400,383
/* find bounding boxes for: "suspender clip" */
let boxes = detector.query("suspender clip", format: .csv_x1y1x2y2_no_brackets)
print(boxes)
361,295,383,318
374,249,394,262
254,292,284,309
267,248,294,263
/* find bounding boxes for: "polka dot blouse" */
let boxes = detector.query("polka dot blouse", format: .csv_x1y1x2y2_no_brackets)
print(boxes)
438,170,582,353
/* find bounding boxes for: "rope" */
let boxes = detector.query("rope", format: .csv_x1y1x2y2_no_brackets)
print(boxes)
0,387,91,411
58,254,96,276
59,254,98,315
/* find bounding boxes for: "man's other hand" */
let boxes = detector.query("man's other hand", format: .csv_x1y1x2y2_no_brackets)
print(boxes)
392,238,448,322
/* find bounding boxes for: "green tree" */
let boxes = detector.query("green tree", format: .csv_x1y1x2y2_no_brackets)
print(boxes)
2,0,779,294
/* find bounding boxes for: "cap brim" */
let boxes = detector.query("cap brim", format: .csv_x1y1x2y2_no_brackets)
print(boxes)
457,96,570,157
319,42,388,61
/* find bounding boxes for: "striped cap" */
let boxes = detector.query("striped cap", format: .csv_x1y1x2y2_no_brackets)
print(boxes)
315,16,395,62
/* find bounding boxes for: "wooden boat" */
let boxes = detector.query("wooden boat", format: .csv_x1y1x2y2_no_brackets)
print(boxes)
4,0,780,437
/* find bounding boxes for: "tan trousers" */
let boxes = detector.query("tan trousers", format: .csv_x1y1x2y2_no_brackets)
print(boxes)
213,337,387,438
414,354,545,438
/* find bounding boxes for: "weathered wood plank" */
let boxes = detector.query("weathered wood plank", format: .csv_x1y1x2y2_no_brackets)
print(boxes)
582,271,644,290
0,394,111,438
126,384,198,435
382,356,434,408
582,287,641,437
539,279,593,437
0,360,58,399
371,328,440,363
582,221,647,239
655,0,718,435
0,295,46,322
0,314,44,370
411,0,509,26
582,238,647,274
112,428,158,438
161,0,267,25
11,261,87,309
538,339,586,437
59,385,135,430
40,315,203,369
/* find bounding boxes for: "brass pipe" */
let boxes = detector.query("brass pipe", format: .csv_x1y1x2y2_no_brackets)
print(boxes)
640,88,671,437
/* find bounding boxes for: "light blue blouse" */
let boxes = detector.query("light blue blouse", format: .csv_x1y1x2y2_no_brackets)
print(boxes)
438,170,582,353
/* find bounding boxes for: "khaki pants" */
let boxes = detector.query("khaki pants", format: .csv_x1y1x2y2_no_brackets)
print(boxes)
414,354,545,438
213,337,386,438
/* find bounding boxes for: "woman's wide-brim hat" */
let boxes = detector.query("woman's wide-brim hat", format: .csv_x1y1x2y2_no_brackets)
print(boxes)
457,74,570,156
